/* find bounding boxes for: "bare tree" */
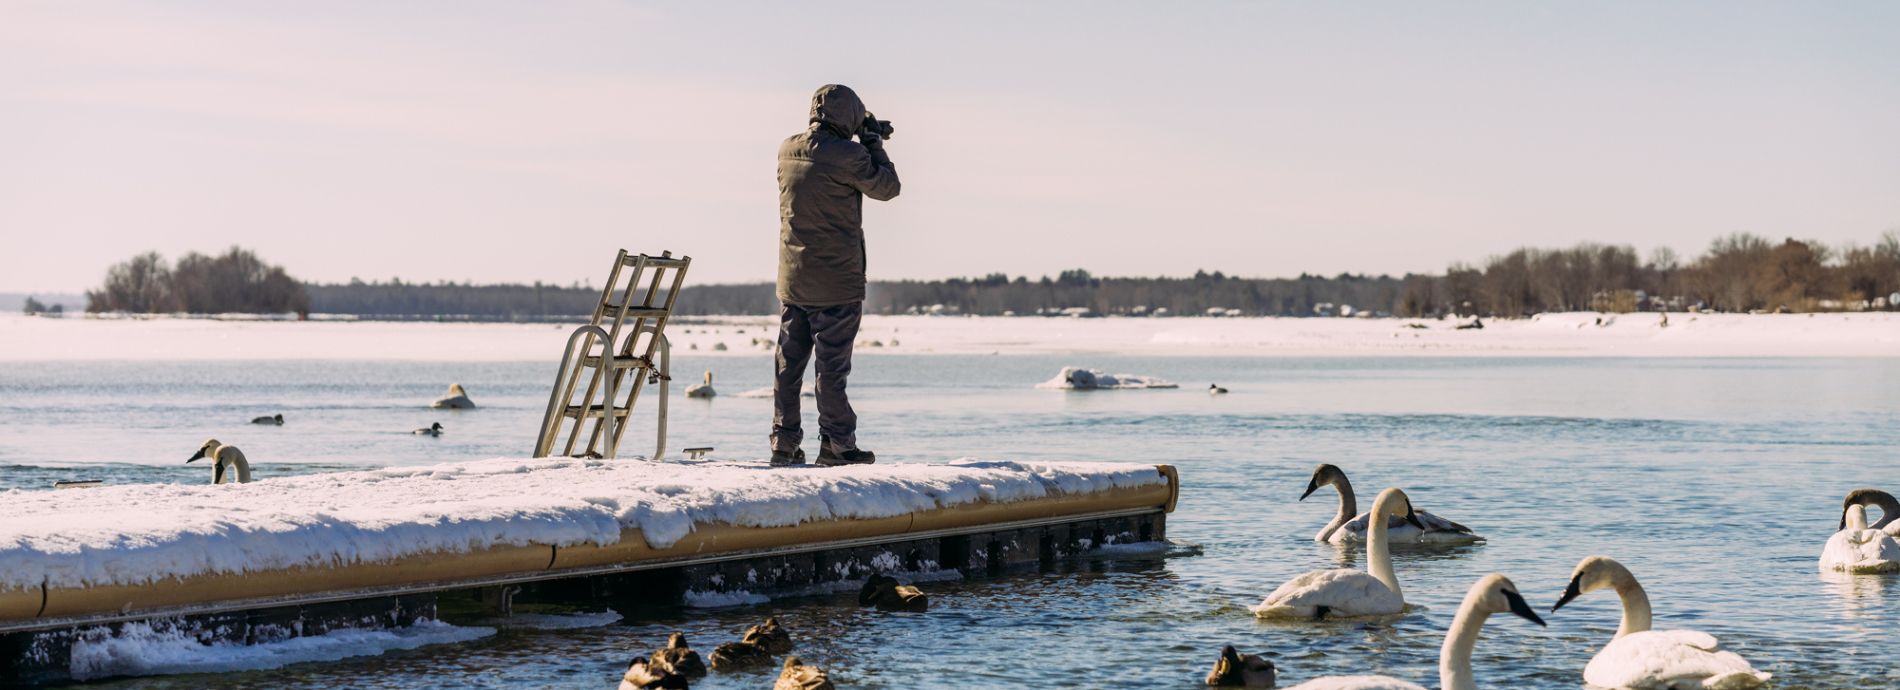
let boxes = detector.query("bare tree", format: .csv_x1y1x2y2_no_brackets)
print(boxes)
86,252,175,312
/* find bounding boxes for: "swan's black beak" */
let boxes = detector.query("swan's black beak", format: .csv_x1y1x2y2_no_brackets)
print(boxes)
1503,588,1546,626
1404,505,1425,530
186,447,207,463
1299,478,1320,501
1552,572,1584,612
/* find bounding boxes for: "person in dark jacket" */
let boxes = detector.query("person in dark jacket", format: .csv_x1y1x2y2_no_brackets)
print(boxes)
771,84,900,466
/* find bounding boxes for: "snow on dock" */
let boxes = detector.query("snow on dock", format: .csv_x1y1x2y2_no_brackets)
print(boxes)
0,457,1167,593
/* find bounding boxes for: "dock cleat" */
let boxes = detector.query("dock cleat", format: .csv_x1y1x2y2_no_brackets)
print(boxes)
770,448,806,466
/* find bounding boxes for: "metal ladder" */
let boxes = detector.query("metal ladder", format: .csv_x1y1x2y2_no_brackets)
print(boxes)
534,250,691,460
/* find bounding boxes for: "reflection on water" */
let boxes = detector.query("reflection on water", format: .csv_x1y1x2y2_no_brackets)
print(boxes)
3,355,1900,688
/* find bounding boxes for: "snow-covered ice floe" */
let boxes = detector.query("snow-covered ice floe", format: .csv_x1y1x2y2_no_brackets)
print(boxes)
0,457,1166,592
68,618,492,680
1035,366,1178,390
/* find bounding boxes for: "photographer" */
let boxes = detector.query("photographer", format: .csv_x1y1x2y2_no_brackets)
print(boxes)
770,84,900,466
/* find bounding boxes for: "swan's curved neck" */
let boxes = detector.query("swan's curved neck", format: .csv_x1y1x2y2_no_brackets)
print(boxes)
1611,577,1652,637
1317,475,1357,542
1438,597,1490,690
1847,504,1871,531
214,447,253,484
1367,492,1400,598
1864,496,1898,530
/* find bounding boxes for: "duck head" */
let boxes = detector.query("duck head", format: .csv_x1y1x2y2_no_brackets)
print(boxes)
187,439,220,463
664,631,689,649
1206,645,1275,687
1300,464,1346,501
858,573,898,606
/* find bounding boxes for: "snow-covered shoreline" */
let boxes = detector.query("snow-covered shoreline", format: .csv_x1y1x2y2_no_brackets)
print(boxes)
1,311,1896,360
0,457,1163,592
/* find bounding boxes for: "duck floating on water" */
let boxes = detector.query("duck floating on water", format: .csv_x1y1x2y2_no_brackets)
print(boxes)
685,372,716,398
859,573,929,612
618,656,689,690
431,383,476,409
250,414,283,425
1208,384,1228,394
650,632,707,678
708,638,772,670
1205,645,1274,687
413,422,444,436
743,618,792,654
774,656,834,690
187,439,252,484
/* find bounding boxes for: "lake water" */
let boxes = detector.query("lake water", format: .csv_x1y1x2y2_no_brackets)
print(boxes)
4,355,1899,688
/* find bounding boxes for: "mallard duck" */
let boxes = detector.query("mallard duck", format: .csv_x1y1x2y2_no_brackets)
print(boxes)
250,413,283,425
431,383,476,409
186,439,252,484
413,422,444,436
859,574,928,612
774,656,834,690
618,656,688,690
1205,645,1275,687
744,617,793,654
650,632,707,678
709,640,772,670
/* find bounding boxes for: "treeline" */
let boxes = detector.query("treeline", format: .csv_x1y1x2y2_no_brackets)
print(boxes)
1403,232,1900,317
86,247,309,314
83,231,1900,318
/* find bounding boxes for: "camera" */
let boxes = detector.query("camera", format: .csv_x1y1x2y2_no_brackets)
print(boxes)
860,112,894,140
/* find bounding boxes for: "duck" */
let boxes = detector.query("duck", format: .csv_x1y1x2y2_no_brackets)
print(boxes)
685,372,716,398
1209,384,1229,394
774,656,834,690
250,413,284,425
859,573,929,612
618,656,689,690
431,383,476,409
1840,488,1900,537
1205,645,1275,687
186,439,252,484
1278,573,1545,690
708,639,772,670
1252,487,1423,619
1550,556,1771,690
744,617,793,654
1820,503,1900,573
413,422,444,436
1301,464,1482,544
650,632,707,678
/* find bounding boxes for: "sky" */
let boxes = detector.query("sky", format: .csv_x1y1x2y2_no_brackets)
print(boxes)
2,1,1896,293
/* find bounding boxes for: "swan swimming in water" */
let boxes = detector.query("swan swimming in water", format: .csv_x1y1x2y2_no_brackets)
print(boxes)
1819,503,1900,573
1302,464,1482,544
186,439,252,484
1276,573,1545,690
1551,555,1771,690
413,422,444,436
685,371,716,398
1840,488,1900,537
431,383,476,409
1252,487,1422,619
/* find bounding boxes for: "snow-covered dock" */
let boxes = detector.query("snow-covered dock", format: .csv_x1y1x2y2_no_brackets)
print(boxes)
0,457,1176,671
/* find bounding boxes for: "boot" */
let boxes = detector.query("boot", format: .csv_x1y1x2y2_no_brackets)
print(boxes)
770,448,806,466
816,434,874,466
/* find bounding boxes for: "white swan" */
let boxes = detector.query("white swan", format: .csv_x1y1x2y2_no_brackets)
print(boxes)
1841,489,1900,537
1279,573,1546,690
1820,503,1900,573
1551,556,1771,690
1302,464,1482,544
186,439,252,484
431,383,476,409
1253,487,1422,619
685,371,716,398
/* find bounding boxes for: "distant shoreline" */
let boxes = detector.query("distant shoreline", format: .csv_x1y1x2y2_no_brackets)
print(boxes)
3,312,1895,361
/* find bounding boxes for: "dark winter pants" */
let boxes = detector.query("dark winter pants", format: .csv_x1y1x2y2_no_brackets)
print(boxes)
772,301,861,452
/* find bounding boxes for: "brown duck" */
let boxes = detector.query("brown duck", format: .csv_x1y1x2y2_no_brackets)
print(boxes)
858,574,928,612
744,617,793,654
774,656,834,690
649,632,706,678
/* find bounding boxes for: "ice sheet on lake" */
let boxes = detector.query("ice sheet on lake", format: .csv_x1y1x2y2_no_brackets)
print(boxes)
0,457,1165,591
1035,366,1178,390
68,619,492,680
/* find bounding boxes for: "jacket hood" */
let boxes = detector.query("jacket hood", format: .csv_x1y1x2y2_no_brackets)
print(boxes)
809,84,864,137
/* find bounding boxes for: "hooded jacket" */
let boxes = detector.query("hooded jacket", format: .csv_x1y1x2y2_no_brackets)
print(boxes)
776,85,901,307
